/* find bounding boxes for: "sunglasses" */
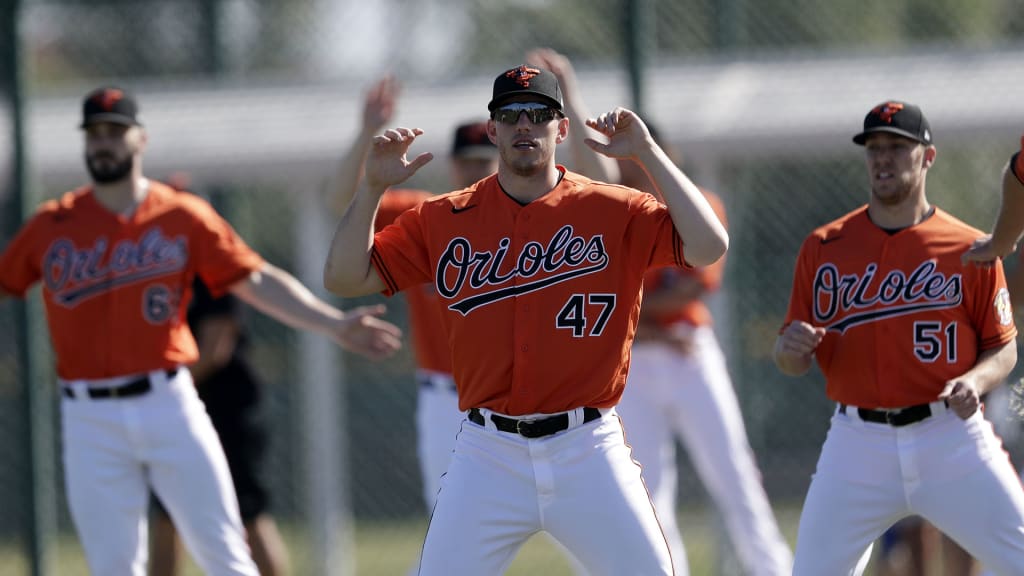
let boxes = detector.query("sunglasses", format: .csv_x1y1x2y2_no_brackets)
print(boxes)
492,102,563,125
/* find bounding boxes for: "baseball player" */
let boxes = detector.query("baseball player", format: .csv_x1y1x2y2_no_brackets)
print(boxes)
0,87,402,576
149,277,290,576
616,191,794,576
327,76,493,513
323,65,729,575
330,75,590,576
775,100,1024,575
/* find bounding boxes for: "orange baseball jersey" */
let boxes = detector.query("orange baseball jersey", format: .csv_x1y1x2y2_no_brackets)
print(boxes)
782,206,1016,408
644,190,727,328
375,189,453,374
371,168,688,415
0,181,264,380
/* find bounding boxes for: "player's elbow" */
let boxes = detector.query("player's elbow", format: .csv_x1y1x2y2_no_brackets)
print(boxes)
322,261,375,298
322,264,355,297
685,229,729,268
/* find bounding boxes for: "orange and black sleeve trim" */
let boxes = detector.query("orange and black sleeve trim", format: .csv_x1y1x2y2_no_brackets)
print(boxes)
371,247,400,295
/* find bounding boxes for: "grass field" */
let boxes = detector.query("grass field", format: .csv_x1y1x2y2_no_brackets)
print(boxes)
2,502,937,575
0,503,804,575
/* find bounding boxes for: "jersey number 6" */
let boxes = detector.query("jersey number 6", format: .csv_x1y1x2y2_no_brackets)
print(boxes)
556,293,616,338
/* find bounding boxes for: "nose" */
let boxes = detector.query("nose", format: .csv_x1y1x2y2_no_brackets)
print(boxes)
515,111,532,130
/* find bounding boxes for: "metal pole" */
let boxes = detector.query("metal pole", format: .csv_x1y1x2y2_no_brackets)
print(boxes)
4,0,56,574
200,0,224,76
624,0,653,118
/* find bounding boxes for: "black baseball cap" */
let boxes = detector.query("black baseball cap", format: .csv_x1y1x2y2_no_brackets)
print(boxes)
451,121,496,159
80,86,141,128
487,65,563,112
852,100,932,146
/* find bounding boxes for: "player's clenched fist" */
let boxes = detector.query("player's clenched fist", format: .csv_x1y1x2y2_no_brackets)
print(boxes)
939,379,981,419
773,321,826,376
365,127,434,193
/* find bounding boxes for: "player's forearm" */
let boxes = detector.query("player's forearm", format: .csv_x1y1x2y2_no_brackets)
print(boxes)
772,337,814,376
635,145,728,267
233,263,344,335
561,93,620,183
325,126,376,217
323,184,386,296
958,340,1017,397
988,161,1024,256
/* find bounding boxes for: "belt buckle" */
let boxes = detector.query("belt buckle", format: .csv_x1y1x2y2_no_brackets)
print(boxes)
515,418,537,437
884,409,899,424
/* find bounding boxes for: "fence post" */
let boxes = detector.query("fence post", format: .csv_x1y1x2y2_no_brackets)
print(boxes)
3,1,57,574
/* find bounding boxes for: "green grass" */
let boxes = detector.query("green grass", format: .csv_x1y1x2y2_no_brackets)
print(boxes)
0,503,805,575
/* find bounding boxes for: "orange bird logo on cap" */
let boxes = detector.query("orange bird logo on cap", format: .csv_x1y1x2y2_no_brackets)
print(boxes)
506,66,541,88
92,89,124,111
871,102,904,124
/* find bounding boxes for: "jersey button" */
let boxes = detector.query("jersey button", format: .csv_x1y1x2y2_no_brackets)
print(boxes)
521,345,528,352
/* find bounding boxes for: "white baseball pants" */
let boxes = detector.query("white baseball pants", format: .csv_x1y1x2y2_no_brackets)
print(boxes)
417,408,673,576
793,403,1024,576
414,370,464,509
61,368,257,576
412,370,590,576
617,325,793,576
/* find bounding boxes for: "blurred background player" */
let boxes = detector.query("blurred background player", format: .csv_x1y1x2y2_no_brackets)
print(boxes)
149,171,289,576
326,76,486,516
528,47,793,576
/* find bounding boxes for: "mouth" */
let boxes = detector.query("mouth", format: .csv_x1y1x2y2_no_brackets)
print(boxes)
875,171,894,181
513,139,537,151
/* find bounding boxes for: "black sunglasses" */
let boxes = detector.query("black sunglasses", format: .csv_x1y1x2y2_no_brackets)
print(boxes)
492,102,563,125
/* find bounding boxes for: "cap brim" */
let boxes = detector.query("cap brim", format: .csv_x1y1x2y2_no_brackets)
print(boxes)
852,127,928,146
453,145,498,160
488,92,563,112
80,113,140,129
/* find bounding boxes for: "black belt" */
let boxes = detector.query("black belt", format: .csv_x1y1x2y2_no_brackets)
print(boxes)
839,401,944,427
62,368,178,400
468,407,602,439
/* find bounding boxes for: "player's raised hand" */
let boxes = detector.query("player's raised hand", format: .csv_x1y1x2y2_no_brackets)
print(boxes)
364,127,434,192
939,379,981,419
584,107,653,160
330,304,403,360
361,75,400,134
525,48,578,92
961,235,1014,266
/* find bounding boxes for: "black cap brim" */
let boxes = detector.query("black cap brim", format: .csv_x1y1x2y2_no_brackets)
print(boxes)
488,92,563,112
852,127,928,146
80,113,141,129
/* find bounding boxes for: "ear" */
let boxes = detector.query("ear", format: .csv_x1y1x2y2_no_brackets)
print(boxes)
554,116,570,144
922,145,937,168
486,119,497,144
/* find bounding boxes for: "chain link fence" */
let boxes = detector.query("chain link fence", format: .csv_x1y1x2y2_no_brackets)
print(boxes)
3,0,1024,573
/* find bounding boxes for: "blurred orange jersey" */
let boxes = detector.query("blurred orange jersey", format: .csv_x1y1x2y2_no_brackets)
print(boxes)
375,189,452,374
0,182,264,380
782,206,1016,408
371,169,688,415
644,190,727,328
